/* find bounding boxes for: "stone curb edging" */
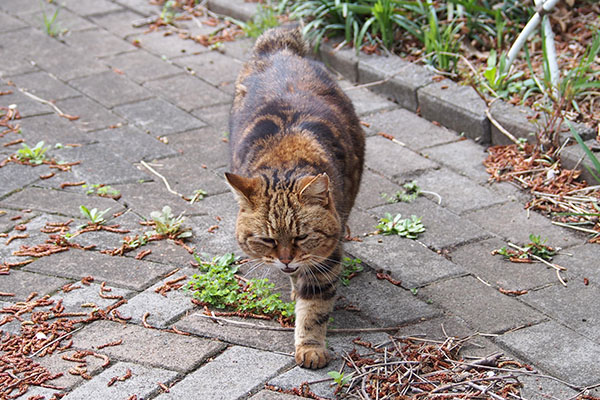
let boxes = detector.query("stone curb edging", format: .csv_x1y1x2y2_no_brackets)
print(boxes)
207,0,599,183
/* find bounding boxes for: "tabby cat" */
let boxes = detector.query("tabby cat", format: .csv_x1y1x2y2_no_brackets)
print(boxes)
226,26,365,369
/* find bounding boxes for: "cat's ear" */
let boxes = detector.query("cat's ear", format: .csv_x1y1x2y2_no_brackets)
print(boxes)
225,173,260,207
298,173,330,205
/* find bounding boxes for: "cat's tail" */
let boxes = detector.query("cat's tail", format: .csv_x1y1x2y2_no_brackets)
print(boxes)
253,24,308,58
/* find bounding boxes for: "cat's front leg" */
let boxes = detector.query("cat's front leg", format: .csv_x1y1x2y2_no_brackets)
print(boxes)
292,275,338,369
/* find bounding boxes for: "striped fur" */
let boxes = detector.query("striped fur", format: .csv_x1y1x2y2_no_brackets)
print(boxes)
226,26,365,369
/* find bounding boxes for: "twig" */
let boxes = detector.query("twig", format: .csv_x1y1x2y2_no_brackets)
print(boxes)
28,326,84,358
551,221,599,234
139,160,184,198
485,107,521,145
18,88,79,120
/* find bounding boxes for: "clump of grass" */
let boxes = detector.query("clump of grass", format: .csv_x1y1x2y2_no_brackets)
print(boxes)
376,213,425,239
41,2,62,37
230,3,281,38
145,206,192,239
186,253,295,324
16,141,48,165
569,122,600,184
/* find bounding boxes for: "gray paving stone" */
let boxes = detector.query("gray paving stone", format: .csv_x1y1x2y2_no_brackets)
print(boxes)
450,238,560,290
0,85,54,118
24,249,172,291
8,71,81,102
63,361,178,400
0,12,26,32
52,281,132,310
114,98,205,135
63,28,137,59
0,162,43,198
113,0,160,17
177,311,295,353
318,40,359,82
362,108,458,147
0,270,69,302
127,237,197,267
0,0,41,14
117,269,195,328
345,235,465,288
411,168,506,214
102,50,181,84
339,80,397,117
269,366,336,399
519,375,579,400
418,79,490,143
250,390,304,400
35,46,108,82
420,276,545,334
13,386,60,400
207,0,257,22
144,73,231,111
489,100,537,145
167,127,230,169
16,113,92,145
561,137,600,184
129,30,207,59
496,321,600,387
421,138,491,182
155,345,294,400
90,10,150,38
71,320,225,372
54,96,125,132
346,207,379,236
365,135,438,181
0,213,62,264
0,187,124,218
69,71,152,109
174,51,243,94
369,196,489,250
188,214,240,256
93,124,178,162
223,36,255,62
0,208,37,233
60,0,123,16
521,281,600,343
33,349,106,391
554,243,600,283
464,201,585,248
111,181,200,218
19,5,96,33
0,29,49,77
190,104,230,131
358,53,434,112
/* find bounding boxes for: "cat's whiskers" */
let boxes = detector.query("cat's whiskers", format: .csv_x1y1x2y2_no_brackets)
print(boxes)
306,259,338,288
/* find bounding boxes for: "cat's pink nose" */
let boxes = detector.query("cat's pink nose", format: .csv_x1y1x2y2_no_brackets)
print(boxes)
279,256,292,265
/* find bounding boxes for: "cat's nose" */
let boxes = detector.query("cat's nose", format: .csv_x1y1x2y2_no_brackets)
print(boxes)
279,256,292,266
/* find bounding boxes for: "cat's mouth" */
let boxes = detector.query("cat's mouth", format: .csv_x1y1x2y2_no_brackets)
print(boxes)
280,265,298,274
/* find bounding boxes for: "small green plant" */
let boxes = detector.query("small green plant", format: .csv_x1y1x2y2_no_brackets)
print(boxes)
423,4,462,73
146,206,192,239
382,181,421,203
569,123,600,184
160,0,178,24
410,288,419,295
41,2,61,37
340,257,363,286
376,213,425,239
328,370,352,388
83,184,121,199
186,253,295,321
79,205,110,225
493,234,557,262
16,141,48,165
123,234,149,249
482,49,534,98
232,3,280,38
189,189,208,204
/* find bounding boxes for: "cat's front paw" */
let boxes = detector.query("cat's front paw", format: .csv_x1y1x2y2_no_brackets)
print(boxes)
295,345,330,369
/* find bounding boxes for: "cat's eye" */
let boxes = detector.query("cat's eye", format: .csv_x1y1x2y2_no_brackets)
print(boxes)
259,237,277,246
295,234,309,241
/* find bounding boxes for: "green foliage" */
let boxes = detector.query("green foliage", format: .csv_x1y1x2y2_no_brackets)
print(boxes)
232,3,281,38
494,234,557,262
79,205,110,225
146,206,192,239
123,234,148,249
16,141,48,165
186,253,295,320
340,257,363,286
189,189,208,204
83,184,121,198
482,49,534,98
568,122,600,184
41,2,61,37
423,4,462,73
160,0,178,24
382,181,421,203
376,213,425,239
328,370,352,387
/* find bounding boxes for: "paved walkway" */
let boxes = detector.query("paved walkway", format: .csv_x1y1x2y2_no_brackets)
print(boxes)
1,1,599,399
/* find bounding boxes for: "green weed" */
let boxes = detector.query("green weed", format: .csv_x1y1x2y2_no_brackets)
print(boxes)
83,184,121,199
16,141,48,165
569,122,600,184
146,206,192,239
376,213,425,239
186,253,295,322
79,205,110,226
493,234,557,262
382,181,421,203
231,3,281,38
340,257,363,286
189,189,208,204
41,2,61,37
423,4,462,73
160,0,178,24
328,370,352,388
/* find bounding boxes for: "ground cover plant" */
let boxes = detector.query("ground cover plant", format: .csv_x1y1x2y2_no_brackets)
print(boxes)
376,212,426,238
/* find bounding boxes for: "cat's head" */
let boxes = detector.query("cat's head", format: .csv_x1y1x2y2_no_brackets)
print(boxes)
225,172,341,275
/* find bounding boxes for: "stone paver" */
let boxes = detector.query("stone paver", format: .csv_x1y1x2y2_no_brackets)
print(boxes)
0,2,596,399
72,320,225,372
155,346,294,400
